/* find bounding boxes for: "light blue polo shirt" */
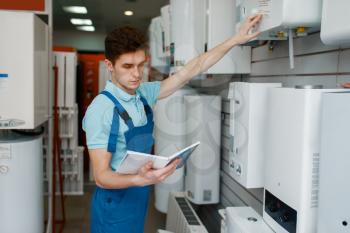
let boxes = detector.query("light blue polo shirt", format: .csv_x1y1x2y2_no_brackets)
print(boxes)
82,80,161,170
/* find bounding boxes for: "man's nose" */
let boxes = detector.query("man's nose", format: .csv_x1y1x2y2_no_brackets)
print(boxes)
132,66,140,78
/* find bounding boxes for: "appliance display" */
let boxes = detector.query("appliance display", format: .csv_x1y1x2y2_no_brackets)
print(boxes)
317,92,350,233
0,11,49,129
263,87,344,233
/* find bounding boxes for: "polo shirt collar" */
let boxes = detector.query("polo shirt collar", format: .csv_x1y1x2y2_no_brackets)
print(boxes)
105,80,140,102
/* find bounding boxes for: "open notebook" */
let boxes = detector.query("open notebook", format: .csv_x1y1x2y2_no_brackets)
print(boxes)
116,141,200,174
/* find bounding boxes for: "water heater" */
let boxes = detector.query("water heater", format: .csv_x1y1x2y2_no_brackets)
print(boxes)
54,50,77,108
263,87,344,233
238,0,322,40
184,95,221,204
0,11,49,129
317,92,350,233
149,17,168,73
0,133,43,233
154,87,196,213
205,0,251,74
170,0,205,71
161,5,171,58
170,0,251,74
228,82,281,189
320,0,350,46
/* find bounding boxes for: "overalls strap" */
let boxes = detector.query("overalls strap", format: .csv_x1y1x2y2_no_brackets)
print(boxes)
139,96,153,120
100,91,134,152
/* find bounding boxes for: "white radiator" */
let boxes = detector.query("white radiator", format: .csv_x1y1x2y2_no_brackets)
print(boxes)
166,192,208,233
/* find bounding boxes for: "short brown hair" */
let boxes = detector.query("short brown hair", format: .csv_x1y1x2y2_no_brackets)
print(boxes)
105,26,148,64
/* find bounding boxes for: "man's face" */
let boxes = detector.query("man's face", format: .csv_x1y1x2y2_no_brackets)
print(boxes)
107,49,147,94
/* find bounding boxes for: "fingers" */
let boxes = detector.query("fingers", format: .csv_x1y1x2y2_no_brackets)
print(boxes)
159,160,178,180
139,161,153,175
248,14,262,22
160,165,177,181
155,159,178,176
248,15,255,20
169,158,181,166
153,159,179,180
248,14,262,27
138,159,180,185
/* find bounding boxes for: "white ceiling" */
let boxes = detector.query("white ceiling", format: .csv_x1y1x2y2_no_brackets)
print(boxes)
53,0,169,33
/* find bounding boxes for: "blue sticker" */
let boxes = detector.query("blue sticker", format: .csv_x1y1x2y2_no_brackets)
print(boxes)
0,73,9,78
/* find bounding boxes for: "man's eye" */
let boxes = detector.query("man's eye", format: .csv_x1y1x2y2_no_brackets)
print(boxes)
123,65,133,69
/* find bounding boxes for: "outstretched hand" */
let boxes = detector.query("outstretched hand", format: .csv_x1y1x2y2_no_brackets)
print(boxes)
233,14,263,44
136,158,180,186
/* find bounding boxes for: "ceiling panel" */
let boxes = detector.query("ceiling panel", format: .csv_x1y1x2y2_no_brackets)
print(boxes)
53,0,169,33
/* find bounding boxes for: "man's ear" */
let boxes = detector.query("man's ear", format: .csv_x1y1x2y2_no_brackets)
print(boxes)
104,59,114,72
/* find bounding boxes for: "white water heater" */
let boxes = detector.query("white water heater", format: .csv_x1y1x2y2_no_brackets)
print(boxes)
0,133,43,233
206,0,251,74
227,82,281,188
0,11,49,129
54,51,77,108
263,87,345,233
161,5,171,58
226,207,274,233
238,0,322,40
317,92,350,233
320,0,350,46
170,0,251,74
170,0,205,71
149,17,168,73
154,87,197,213
184,95,221,204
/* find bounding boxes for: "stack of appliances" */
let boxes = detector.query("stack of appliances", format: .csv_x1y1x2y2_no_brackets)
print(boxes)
0,10,49,233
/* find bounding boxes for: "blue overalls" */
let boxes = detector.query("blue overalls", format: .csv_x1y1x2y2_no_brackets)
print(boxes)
91,90,155,233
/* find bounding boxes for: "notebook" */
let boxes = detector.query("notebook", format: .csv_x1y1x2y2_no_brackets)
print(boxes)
116,141,200,174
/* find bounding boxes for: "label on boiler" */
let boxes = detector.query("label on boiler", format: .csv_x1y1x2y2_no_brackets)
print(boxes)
0,144,11,159
0,73,9,89
258,0,272,16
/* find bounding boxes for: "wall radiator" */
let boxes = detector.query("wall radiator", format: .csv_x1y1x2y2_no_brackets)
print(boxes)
165,192,209,233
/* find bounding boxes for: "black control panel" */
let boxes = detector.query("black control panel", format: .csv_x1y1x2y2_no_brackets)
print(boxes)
264,189,297,233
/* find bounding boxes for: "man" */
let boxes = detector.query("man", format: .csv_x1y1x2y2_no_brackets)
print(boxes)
83,14,262,233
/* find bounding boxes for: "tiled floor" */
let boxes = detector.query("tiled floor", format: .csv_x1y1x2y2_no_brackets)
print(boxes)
52,183,166,233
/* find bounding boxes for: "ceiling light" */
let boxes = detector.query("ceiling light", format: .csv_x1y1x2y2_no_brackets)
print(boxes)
124,10,134,16
63,6,88,14
70,18,92,25
77,26,95,32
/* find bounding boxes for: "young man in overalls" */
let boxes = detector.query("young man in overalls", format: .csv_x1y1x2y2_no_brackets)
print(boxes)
83,15,262,233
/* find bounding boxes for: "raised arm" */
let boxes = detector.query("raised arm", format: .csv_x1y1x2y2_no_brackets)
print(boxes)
158,14,262,99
